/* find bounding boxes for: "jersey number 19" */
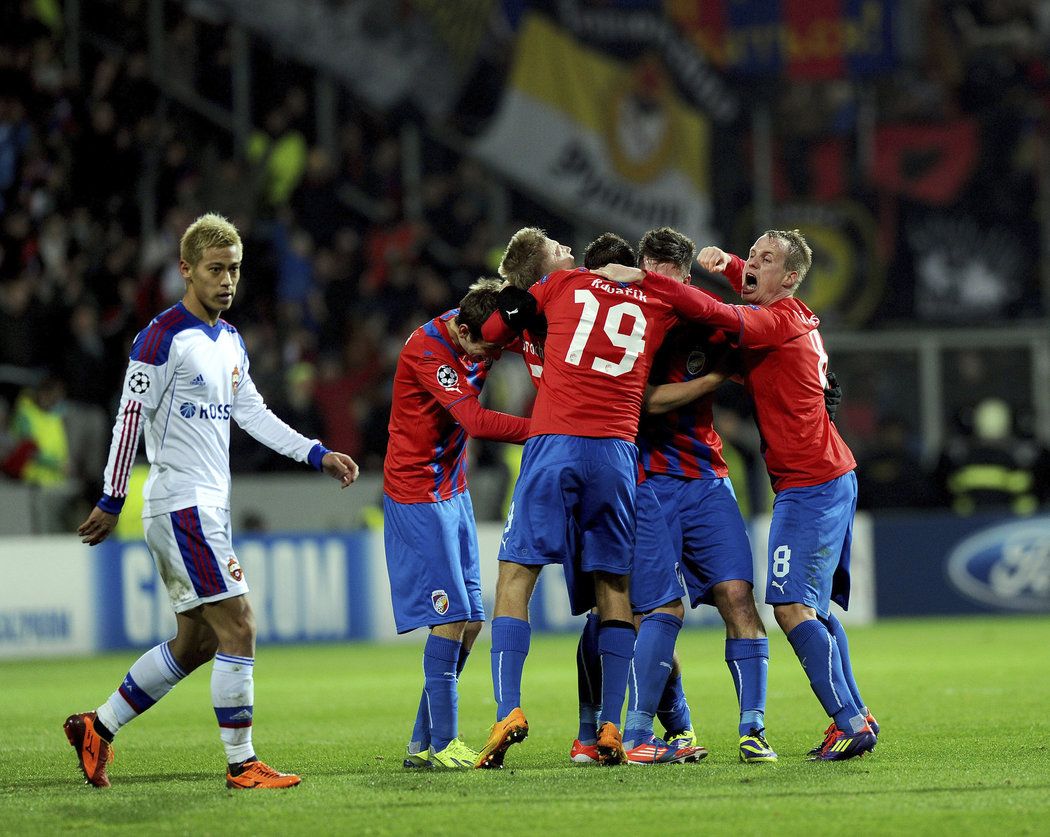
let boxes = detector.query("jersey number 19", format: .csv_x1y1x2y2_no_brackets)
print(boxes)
564,289,647,378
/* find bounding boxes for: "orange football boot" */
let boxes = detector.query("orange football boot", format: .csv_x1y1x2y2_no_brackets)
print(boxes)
474,707,529,769
226,760,302,789
596,721,628,766
63,711,114,787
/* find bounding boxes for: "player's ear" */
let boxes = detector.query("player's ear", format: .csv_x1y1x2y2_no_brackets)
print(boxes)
179,259,192,280
783,270,799,289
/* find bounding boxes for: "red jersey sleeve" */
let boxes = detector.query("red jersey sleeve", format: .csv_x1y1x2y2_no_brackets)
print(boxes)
724,254,746,294
643,269,822,349
448,397,530,443
641,270,744,335
734,301,821,349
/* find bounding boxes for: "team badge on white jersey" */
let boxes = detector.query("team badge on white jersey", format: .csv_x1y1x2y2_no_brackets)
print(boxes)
231,365,241,393
431,589,450,615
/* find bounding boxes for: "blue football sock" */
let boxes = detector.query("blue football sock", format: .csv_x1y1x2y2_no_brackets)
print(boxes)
423,634,462,752
409,690,429,751
821,612,867,715
598,621,636,729
576,612,601,743
786,619,865,733
726,637,769,736
490,616,531,721
656,672,692,735
412,641,473,749
625,613,682,746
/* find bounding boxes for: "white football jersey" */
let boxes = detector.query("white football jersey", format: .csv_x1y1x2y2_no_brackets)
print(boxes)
100,303,322,517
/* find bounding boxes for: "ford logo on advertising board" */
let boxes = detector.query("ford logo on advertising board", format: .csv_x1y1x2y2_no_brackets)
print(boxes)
946,518,1050,611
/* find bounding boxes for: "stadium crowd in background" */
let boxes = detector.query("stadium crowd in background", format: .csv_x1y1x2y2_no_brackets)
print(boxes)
2,0,1050,533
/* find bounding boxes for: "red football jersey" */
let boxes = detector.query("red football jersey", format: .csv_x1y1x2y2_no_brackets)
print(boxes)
637,325,730,480
644,263,856,491
384,311,492,503
504,330,545,390
528,268,679,442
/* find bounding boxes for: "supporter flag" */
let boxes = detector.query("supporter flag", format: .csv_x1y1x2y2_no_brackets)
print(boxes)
473,13,716,246
670,0,897,79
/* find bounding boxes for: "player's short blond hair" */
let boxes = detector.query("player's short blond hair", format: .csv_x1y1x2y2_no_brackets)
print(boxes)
498,227,549,290
180,213,242,267
763,228,812,288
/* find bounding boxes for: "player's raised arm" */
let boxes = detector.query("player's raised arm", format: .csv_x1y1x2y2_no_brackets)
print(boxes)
697,246,732,273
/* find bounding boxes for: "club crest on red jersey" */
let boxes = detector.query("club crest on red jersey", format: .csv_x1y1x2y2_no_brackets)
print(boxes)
686,350,707,376
431,589,450,615
436,365,459,389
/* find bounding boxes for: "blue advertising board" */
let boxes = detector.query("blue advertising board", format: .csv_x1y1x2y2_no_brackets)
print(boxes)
873,513,1050,616
94,532,376,649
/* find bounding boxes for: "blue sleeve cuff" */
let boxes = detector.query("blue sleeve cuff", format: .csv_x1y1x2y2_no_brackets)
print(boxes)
97,494,126,514
308,443,331,471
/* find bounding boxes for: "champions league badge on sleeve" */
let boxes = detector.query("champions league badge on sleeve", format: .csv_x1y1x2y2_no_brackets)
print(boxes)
128,371,150,394
431,589,450,615
436,365,459,389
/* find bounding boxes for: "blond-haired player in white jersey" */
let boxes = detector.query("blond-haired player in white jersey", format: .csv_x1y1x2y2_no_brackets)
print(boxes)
64,213,359,789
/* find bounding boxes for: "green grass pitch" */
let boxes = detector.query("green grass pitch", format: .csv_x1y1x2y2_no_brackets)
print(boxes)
1,615,1048,835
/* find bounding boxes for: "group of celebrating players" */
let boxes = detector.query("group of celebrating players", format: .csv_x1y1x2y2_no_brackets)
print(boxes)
383,224,878,770
63,213,877,791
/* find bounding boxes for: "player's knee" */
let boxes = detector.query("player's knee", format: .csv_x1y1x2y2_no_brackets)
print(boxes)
211,598,256,653
168,624,219,670
715,581,764,637
594,570,630,596
772,603,814,634
432,620,469,642
461,620,484,649
645,599,685,620
196,633,219,664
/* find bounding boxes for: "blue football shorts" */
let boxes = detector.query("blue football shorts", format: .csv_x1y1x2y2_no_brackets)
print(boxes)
646,475,754,607
764,470,857,618
631,480,687,613
498,435,637,615
383,491,485,634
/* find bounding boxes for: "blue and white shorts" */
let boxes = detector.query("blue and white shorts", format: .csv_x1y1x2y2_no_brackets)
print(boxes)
144,505,249,613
